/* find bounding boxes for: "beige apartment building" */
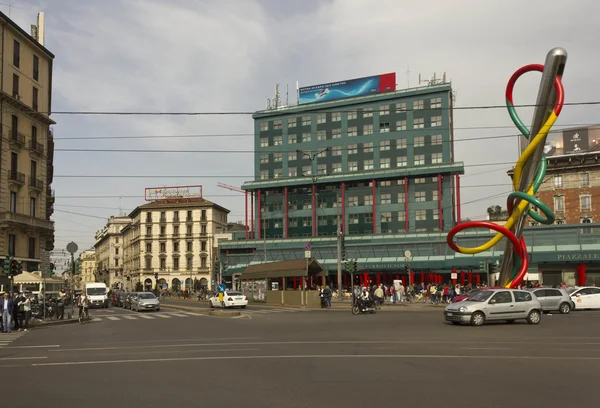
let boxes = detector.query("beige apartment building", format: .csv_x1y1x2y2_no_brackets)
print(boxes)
94,216,130,289
122,198,229,292
0,12,55,274
79,248,96,286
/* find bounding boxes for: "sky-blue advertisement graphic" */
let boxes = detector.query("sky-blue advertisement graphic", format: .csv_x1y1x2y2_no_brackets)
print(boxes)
299,73,394,105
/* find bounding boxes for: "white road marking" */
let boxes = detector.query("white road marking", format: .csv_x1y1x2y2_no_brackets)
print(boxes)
4,345,60,349
155,314,172,318
1,356,47,360
31,353,600,367
139,315,155,319
106,316,120,321
123,316,138,320
181,312,205,316
167,313,189,317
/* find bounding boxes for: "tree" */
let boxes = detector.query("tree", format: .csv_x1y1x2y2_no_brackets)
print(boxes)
487,205,508,221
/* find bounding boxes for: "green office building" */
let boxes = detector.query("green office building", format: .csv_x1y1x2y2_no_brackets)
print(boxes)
242,74,465,238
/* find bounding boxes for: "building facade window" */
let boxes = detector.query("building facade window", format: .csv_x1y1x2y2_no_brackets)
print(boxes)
302,133,311,143
413,100,424,110
288,168,297,177
380,158,391,169
348,196,358,207
317,130,326,140
364,195,373,206
396,120,407,131
288,134,297,144
380,140,391,151
414,178,425,184
414,118,424,129
302,116,311,126
348,126,357,137
364,160,374,170
318,216,328,226
580,194,591,211
260,122,268,131
414,155,425,165
332,112,341,122
363,142,373,153
288,151,297,161
260,154,268,164
30,197,36,217
331,146,342,156
433,209,440,220
349,214,359,224
332,163,342,173
33,55,39,81
260,138,268,147
302,165,311,175
381,194,391,204
431,134,442,145
380,104,390,115
432,190,438,201
397,156,407,167
362,107,373,117
380,122,390,133
431,115,442,127
414,136,425,147
10,192,17,212
316,113,326,124
348,111,357,120
302,217,312,227
554,195,565,212
432,153,443,164
332,128,341,139
415,191,426,202
260,170,268,180
430,97,442,108
288,118,296,128
28,237,36,259
363,124,373,135
416,210,427,220
381,212,392,223
273,136,282,146
348,161,358,171
581,173,590,187
398,192,405,203
273,120,282,129
553,174,562,188
273,152,282,162
317,164,327,175
13,40,20,67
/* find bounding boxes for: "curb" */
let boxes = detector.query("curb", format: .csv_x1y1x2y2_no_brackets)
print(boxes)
161,305,210,314
30,319,79,328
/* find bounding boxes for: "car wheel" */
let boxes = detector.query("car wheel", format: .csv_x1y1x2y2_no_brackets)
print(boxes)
559,302,571,314
470,312,485,326
506,319,515,324
527,310,541,324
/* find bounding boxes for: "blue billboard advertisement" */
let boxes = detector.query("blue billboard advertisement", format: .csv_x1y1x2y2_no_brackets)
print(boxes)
298,73,396,105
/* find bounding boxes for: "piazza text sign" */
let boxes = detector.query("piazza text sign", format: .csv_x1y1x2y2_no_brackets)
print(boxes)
145,185,203,201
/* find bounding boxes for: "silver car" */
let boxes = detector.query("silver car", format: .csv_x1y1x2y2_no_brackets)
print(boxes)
444,289,542,326
131,292,160,312
529,288,574,314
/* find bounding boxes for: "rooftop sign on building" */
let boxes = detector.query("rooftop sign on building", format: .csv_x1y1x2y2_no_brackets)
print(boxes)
519,125,600,158
298,73,396,105
144,185,203,201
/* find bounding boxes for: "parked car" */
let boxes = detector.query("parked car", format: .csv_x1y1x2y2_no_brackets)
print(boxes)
131,292,160,312
209,291,248,309
529,288,574,314
444,288,542,326
568,287,600,310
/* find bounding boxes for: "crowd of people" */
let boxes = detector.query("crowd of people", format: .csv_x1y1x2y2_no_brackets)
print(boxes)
1,291,33,333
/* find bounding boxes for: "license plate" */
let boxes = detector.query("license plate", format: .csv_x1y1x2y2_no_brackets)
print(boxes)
447,312,453,316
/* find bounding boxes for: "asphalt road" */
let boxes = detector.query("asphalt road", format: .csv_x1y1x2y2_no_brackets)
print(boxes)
1,306,599,408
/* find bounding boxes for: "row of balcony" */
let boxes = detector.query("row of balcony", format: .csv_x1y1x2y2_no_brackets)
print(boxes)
7,170,43,191
8,130,45,155
146,216,208,224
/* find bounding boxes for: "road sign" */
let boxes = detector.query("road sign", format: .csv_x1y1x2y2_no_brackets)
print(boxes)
66,241,78,254
217,283,226,293
305,250,311,259
304,242,311,251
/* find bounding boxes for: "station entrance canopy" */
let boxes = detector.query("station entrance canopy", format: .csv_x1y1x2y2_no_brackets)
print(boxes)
242,259,326,279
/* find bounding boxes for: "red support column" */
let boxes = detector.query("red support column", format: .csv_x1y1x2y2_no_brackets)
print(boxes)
312,184,317,237
438,174,443,231
284,187,289,238
404,177,409,232
376,273,381,286
250,192,254,239
372,179,377,234
410,270,415,286
455,174,461,225
420,271,424,284
244,191,248,240
460,270,465,285
341,182,346,235
451,267,457,285
293,277,297,290
467,270,473,285
475,274,481,286
257,189,261,239
577,263,587,286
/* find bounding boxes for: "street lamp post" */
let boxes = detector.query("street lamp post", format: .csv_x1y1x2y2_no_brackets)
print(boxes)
404,250,412,285
66,241,79,317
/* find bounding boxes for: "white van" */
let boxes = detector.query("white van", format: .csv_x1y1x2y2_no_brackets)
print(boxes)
84,282,108,308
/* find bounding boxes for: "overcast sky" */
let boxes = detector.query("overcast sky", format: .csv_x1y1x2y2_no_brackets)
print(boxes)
6,0,599,259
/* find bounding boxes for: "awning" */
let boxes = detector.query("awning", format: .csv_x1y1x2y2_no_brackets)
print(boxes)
242,259,327,279
13,271,43,285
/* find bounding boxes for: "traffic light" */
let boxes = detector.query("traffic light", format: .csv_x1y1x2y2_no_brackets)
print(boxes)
10,259,18,276
2,256,10,275
16,261,22,276
222,259,228,274
49,263,55,277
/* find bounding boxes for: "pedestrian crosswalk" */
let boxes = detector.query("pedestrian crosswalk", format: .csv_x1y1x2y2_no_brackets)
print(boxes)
0,331,28,347
242,307,312,315
92,311,204,322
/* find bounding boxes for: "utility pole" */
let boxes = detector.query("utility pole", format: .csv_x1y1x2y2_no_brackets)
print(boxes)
336,215,342,301
66,242,78,317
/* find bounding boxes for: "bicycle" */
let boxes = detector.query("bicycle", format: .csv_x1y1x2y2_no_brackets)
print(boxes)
79,308,91,324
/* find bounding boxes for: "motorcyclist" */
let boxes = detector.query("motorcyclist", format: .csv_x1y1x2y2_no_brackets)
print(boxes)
359,286,373,311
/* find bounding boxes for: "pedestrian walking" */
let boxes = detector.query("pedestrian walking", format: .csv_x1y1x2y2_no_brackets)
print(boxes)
1,292,14,333
17,294,31,331
12,291,20,332
57,290,66,320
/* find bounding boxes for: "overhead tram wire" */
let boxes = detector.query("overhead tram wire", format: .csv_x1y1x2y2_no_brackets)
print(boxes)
41,100,600,116
51,123,600,141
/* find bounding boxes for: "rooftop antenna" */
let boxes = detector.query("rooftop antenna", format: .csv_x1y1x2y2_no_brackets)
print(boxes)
296,81,300,105
286,84,289,107
274,84,281,109
266,97,271,110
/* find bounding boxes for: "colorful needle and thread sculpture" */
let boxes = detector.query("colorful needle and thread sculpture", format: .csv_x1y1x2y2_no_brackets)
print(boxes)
446,48,567,289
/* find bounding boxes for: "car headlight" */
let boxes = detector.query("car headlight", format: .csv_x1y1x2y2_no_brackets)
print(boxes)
458,307,468,313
